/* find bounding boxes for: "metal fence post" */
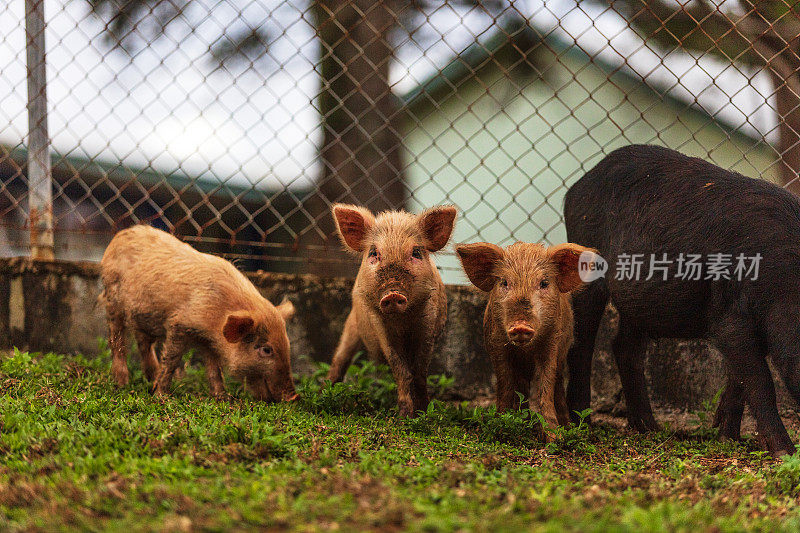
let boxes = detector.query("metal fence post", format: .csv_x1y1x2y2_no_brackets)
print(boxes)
25,0,54,260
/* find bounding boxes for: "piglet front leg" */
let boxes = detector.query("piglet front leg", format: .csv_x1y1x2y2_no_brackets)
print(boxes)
384,349,424,417
153,330,190,396
411,367,430,414
536,353,563,441
204,357,228,400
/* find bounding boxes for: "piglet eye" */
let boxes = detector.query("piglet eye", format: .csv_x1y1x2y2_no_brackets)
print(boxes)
368,247,378,259
412,247,423,260
499,279,508,289
540,279,549,289
258,345,274,358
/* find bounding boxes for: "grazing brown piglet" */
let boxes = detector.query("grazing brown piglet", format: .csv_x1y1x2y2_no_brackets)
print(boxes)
327,204,457,417
100,225,297,402
456,241,594,433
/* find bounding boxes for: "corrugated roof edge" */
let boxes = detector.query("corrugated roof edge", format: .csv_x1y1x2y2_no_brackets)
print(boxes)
0,143,306,204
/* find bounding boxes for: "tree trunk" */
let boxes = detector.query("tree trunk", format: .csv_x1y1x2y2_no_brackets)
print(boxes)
300,0,406,275
315,0,405,210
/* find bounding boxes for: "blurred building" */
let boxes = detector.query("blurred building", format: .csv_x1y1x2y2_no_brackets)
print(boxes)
402,22,779,281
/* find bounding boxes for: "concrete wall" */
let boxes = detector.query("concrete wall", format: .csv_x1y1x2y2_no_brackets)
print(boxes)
0,258,107,356
3,257,791,413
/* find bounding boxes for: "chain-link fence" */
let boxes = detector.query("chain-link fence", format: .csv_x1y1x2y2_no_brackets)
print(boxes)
1,0,797,280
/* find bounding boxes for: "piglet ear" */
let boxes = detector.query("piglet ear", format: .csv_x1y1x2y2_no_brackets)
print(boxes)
276,297,295,322
549,243,597,293
332,204,375,252
223,314,255,343
419,205,457,252
456,242,504,292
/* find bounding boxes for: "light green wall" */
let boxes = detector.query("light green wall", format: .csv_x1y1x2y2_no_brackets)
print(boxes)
403,50,779,283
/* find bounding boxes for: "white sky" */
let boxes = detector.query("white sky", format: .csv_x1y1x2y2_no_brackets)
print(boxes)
0,0,777,190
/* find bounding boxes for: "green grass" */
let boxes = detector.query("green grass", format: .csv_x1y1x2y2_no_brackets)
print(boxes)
1,348,800,532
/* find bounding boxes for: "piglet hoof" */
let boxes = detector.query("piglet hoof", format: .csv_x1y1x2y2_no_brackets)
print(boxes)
627,415,661,433
211,391,232,402
397,402,416,418
173,365,187,381
539,427,558,444
714,416,742,442
759,433,796,458
712,408,743,442
111,366,129,388
326,363,348,384
152,391,169,403
716,429,741,443
143,368,158,383
112,373,129,388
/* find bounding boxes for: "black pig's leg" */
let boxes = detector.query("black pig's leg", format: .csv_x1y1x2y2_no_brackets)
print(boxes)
712,373,744,441
771,346,800,410
566,280,609,422
765,305,800,449
716,322,794,457
736,357,793,456
613,319,660,432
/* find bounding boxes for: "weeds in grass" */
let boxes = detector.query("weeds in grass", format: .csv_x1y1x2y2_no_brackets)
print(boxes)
297,353,457,418
546,408,597,455
692,387,725,437
297,353,398,415
404,400,544,446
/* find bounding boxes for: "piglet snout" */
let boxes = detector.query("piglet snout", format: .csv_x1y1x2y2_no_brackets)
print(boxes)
282,391,300,402
507,323,535,345
380,291,408,314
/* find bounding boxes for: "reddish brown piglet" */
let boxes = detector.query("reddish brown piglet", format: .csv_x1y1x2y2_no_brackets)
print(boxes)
327,204,457,417
456,241,595,435
100,225,297,402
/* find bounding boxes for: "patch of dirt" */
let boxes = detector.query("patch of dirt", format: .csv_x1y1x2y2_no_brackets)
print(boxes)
593,405,800,441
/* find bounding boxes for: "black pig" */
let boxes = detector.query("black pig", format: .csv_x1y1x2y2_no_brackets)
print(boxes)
564,144,800,456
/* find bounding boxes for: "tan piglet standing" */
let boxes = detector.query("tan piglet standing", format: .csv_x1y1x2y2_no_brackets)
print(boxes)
456,241,595,436
327,204,457,417
100,225,297,402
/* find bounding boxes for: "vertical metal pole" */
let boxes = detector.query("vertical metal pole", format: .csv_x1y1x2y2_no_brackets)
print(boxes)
25,0,54,260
